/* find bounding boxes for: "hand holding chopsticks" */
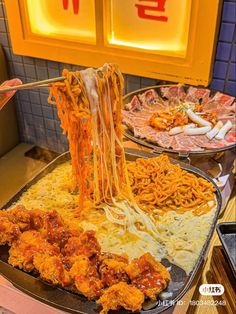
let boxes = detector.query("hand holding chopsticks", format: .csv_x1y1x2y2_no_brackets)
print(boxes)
0,78,22,110
0,76,65,94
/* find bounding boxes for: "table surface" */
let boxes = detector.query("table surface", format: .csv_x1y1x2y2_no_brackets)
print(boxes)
0,142,235,314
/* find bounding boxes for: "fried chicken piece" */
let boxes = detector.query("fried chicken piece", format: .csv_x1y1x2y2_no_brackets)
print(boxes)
28,209,47,230
97,282,144,314
125,253,170,299
1,207,82,248
98,253,129,287
33,252,71,287
28,209,82,248
0,216,20,245
8,230,59,272
62,230,101,265
0,205,31,231
69,255,104,299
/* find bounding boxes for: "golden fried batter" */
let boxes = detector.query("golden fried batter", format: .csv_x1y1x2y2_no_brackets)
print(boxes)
69,255,104,299
99,253,129,287
32,210,81,248
0,205,31,232
62,230,101,265
0,216,20,245
97,282,144,314
33,253,71,287
0,207,82,248
0,206,171,314
8,230,59,272
125,253,170,299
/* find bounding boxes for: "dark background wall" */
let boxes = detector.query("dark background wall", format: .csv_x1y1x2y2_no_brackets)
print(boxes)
0,0,235,153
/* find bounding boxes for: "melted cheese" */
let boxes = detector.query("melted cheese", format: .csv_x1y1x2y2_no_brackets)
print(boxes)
14,161,216,274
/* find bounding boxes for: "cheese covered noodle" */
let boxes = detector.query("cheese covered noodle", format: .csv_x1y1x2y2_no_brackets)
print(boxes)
14,161,216,274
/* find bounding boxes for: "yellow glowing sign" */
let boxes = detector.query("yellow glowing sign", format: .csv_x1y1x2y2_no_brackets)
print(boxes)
26,0,96,44
107,0,191,56
5,0,222,86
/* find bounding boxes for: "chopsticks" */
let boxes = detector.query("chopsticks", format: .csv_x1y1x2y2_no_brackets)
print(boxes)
0,76,65,93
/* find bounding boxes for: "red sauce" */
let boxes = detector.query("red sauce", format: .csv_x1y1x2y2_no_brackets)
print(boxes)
133,270,164,292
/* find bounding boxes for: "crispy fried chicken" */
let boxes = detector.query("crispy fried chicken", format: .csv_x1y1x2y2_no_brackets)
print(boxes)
62,230,101,266
0,205,31,232
8,230,59,272
37,210,81,248
0,216,20,245
33,252,71,287
0,206,171,314
125,252,170,299
0,206,82,248
97,282,144,314
69,255,104,299
99,253,129,287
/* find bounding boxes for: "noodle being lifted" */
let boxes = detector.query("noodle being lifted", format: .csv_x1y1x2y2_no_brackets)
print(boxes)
49,64,128,206
48,64,162,243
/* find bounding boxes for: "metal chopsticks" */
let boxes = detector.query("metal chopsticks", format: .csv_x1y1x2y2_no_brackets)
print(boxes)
0,76,65,93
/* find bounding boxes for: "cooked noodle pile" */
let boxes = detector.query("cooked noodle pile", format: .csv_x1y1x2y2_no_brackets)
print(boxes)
48,64,132,207
48,64,162,242
128,155,216,216
48,63,216,243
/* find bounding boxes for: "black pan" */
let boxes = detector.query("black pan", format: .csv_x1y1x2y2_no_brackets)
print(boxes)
0,149,222,314
123,85,236,158
216,222,236,278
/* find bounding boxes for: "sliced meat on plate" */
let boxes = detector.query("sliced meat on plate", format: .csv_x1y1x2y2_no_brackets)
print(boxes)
191,135,209,147
153,131,176,149
141,101,167,112
139,89,159,105
210,92,234,106
132,126,175,149
185,87,210,104
122,111,136,129
202,138,229,149
160,85,186,101
124,96,142,111
192,134,234,149
203,101,235,117
191,135,223,149
142,126,159,142
172,133,203,151
225,131,236,144
122,109,152,119
133,126,155,139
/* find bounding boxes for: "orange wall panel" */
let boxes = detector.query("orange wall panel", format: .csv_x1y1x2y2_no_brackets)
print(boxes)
5,0,222,86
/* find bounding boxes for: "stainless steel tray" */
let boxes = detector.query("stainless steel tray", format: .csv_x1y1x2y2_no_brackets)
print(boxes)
123,85,236,158
0,148,222,314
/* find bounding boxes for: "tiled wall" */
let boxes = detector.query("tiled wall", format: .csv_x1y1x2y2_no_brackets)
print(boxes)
211,1,236,95
0,0,235,153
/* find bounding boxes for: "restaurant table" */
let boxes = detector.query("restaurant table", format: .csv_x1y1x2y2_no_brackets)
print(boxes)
0,142,235,314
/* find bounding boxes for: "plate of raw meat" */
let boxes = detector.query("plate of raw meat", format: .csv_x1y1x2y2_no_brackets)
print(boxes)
122,85,236,156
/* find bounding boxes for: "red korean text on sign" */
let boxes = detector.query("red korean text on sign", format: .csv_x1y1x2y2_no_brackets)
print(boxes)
135,0,168,22
62,0,79,14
